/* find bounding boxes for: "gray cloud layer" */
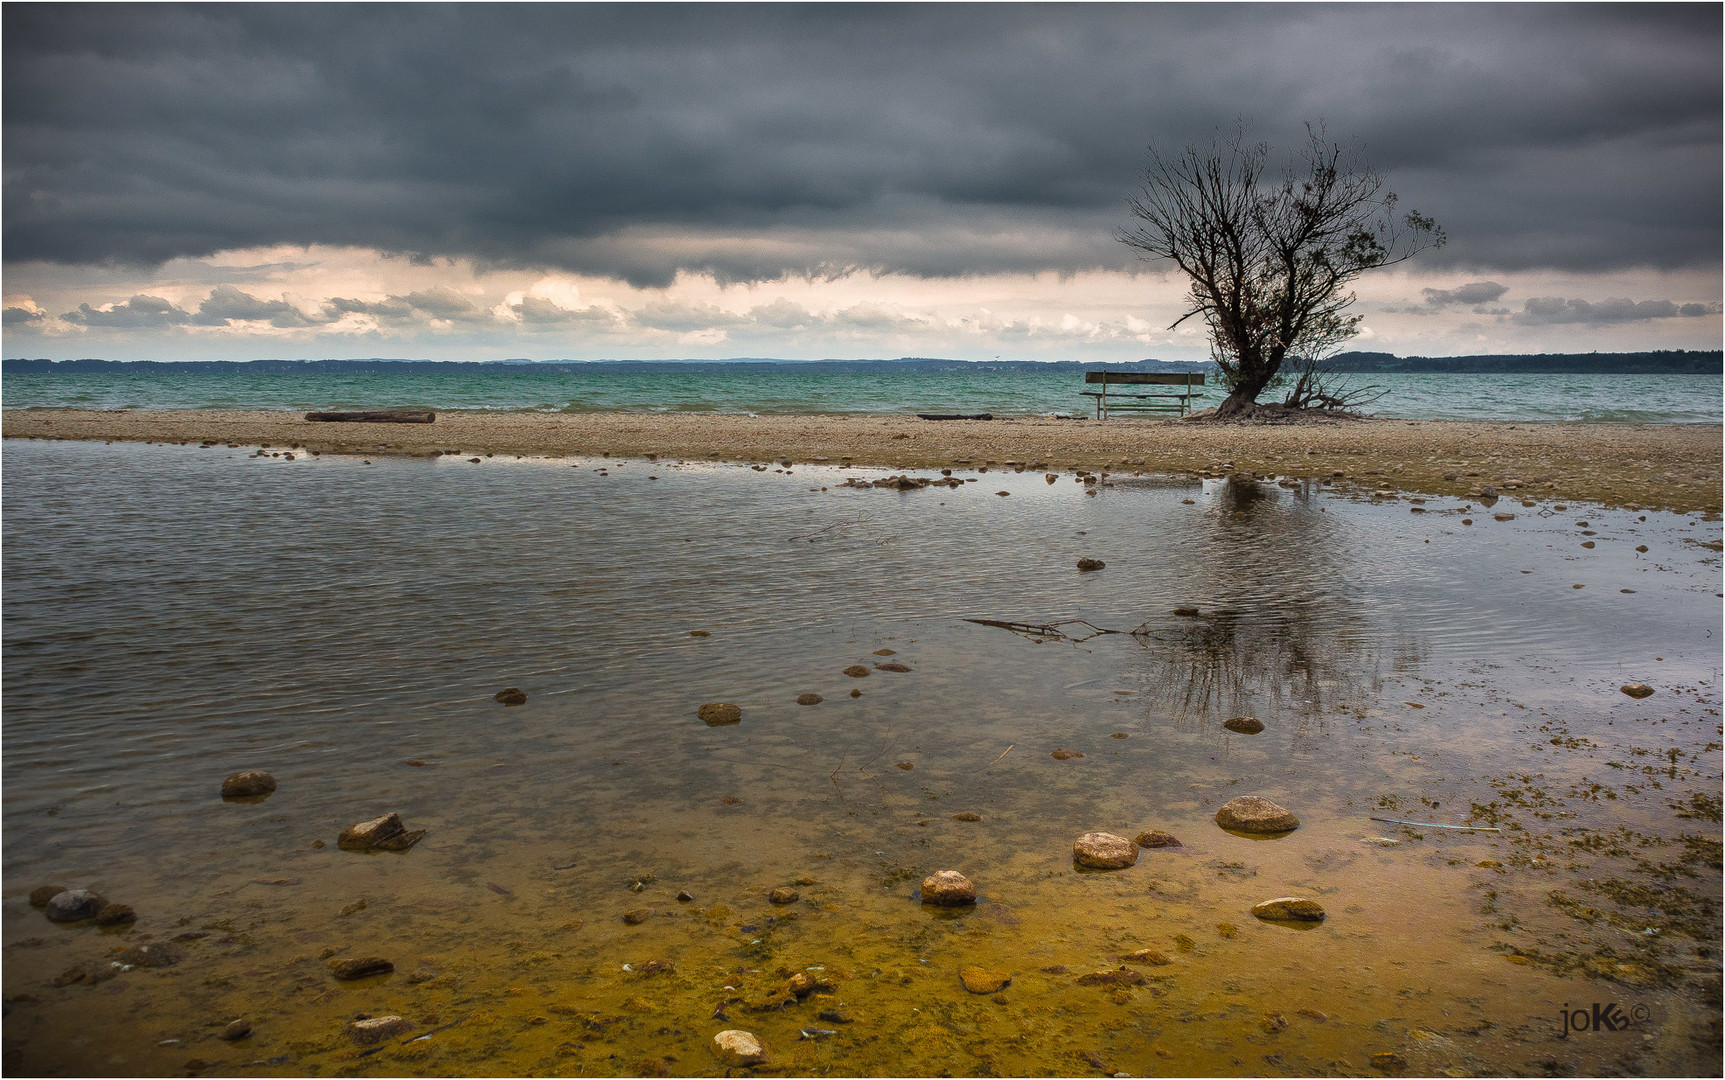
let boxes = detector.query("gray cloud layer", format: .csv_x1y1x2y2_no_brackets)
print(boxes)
5,5,1719,285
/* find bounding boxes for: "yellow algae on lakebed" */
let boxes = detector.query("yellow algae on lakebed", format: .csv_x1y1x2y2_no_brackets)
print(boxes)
5,407,1721,512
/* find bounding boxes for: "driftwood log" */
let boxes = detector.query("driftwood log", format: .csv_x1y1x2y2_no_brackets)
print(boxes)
304,411,435,423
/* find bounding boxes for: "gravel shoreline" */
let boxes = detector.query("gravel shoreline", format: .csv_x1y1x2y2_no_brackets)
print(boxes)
5,408,1720,513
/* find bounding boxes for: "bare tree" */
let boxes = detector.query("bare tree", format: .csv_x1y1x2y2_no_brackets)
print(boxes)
1119,124,1443,419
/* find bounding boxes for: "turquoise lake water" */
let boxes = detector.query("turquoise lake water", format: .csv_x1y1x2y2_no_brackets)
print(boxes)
3,366,1720,423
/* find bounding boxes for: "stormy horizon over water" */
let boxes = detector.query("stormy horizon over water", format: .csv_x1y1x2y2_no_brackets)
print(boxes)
3,355,1721,424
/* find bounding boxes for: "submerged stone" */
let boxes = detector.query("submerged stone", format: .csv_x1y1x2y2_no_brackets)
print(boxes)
1073,832,1138,869
94,902,136,926
874,661,911,672
28,885,67,909
920,870,977,906
1134,830,1181,849
796,693,823,705
118,942,180,968
843,665,871,678
1051,748,1085,760
338,812,423,852
959,965,1012,993
697,702,742,725
350,1016,413,1045
329,956,394,980
1121,948,1172,965
712,1029,765,1067
220,770,277,798
1252,897,1327,922
494,687,527,706
1076,558,1106,572
768,887,800,905
1075,967,1149,987
1223,716,1264,735
1215,796,1300,835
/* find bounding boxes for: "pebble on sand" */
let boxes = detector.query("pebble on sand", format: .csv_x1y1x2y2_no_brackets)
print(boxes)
494,687,528,706
1214,796,1300,835
328,956,394,980
1620,683,1655,698
1222,717,1264,734
959,965,1012,993
623,909,650,925
349,1016,413,1045
711,1029,766,1067
1134,830,1181,849
768,887,800,904
1073,832,1139,869
220,770,278,798
1251,897,1327,922
1076,558,1106,572
697,702,742,725
44,890,105,923
920,870,977,906
219,1020,252,1041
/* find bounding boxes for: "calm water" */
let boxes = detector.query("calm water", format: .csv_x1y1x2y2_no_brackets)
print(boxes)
3,440,1721,1076
4,366,1721,423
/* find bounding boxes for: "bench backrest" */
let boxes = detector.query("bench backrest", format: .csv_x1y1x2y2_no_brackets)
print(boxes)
1084,370,1205,386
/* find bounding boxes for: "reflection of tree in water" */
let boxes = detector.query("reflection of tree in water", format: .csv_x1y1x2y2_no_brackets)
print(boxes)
1128,476,1425,741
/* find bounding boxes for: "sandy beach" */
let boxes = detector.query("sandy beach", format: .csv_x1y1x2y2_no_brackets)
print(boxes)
6,408,1720,513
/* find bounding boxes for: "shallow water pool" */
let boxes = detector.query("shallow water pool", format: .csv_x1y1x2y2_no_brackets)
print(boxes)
3,439,1720,1076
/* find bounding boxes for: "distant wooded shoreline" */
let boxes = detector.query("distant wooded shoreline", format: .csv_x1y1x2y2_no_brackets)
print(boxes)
2,350,1718,376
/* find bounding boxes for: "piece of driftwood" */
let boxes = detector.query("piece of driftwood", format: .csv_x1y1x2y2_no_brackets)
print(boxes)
304,410,435,423
1369,816,1500,833
917,413,993,421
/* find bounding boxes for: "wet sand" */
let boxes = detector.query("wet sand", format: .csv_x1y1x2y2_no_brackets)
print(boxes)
5,408,1721,513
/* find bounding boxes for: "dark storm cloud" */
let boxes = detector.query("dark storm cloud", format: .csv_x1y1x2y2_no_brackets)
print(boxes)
4,4,1718,284
1512,296,1719,326
1422,282,1509,307
61,294,194,328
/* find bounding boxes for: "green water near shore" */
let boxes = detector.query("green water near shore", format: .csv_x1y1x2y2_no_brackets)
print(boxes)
2,442,1719,1076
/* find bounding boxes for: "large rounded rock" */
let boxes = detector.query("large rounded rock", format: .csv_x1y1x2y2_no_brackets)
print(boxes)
698,702,742,726
44,889,104,923
220,770,277,798
1252,897,1326,922
920,870,977,906
711,1029,765,1066
1134,830,1181,849
1073,832,1138,869
1215,796,1300,835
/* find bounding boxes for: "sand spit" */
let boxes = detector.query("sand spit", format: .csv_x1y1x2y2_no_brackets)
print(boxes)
5,409,1720,513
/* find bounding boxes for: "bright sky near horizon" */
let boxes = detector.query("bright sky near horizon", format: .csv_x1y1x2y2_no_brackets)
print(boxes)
3,5,1719,362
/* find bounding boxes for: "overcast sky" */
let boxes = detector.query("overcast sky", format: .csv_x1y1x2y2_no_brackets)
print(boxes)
4,3,1719,362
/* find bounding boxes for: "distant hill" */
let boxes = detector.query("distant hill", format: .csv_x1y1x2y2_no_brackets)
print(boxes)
2,352,1718,375
1328,350,1721,374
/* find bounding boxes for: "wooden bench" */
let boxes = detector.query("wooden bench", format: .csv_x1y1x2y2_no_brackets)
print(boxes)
1081,371,1206,418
